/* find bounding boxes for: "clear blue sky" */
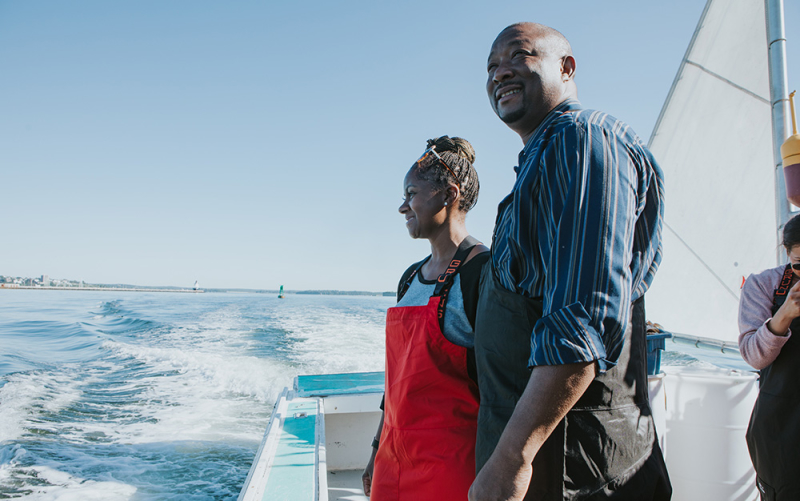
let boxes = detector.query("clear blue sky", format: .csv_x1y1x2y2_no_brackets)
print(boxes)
2,1,798,290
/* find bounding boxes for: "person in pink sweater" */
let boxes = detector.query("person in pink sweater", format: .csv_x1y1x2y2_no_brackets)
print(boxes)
739,213,800,500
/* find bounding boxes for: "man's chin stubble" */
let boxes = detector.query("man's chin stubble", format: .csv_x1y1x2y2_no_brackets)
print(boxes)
498,107,526,125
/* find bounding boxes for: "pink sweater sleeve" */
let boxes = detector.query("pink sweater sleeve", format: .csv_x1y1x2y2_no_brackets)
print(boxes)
738,268,791,370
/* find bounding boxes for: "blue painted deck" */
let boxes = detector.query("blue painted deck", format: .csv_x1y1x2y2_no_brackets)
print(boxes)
262,401,318,501
294,371,384,397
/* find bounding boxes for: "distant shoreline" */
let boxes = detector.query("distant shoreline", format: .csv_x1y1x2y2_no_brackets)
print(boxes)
0,285,394,296
1,286,204,293
295,290,395,297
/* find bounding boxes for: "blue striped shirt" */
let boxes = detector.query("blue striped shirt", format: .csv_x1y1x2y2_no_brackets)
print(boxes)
491,99,664,372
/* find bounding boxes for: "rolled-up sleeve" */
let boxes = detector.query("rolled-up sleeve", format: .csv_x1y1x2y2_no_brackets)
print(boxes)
529,123,640,372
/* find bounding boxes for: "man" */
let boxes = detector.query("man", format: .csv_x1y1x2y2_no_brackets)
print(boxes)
469,23,671,501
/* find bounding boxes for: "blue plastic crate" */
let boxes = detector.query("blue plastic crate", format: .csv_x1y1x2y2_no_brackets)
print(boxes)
646,332,672,375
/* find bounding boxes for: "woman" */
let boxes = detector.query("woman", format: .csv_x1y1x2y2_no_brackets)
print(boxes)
739,213,800,500
361,136,489,500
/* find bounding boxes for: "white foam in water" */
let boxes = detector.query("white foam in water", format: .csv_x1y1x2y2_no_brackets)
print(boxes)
271,297,389,374
12,465,137,500
101,338,290,443
0,372,83,443
0,445,26,484
0,445,136,501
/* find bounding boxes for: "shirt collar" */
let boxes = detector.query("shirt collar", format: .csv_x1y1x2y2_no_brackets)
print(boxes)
515,99,582,173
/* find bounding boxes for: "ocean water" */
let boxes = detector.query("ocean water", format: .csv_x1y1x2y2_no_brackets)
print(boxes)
0,291,391,500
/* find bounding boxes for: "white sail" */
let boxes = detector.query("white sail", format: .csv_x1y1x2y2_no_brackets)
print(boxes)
646,0,777,344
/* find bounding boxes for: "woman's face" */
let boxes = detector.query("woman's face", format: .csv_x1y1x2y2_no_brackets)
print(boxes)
789,245,800,279
398,168,448,239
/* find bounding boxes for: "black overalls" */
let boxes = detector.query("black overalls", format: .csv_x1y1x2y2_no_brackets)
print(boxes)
474,263,672,500
746,264,800,501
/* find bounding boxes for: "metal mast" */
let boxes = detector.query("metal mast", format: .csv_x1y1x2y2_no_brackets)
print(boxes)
766,0,791,260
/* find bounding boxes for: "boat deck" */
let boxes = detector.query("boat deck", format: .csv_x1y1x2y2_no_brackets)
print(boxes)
239,372,383,501
327,470,368,501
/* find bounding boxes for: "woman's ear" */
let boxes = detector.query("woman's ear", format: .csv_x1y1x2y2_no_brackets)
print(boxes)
445,184,460,208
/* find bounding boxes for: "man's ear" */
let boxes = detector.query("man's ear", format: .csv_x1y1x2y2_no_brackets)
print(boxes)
562,55,576,81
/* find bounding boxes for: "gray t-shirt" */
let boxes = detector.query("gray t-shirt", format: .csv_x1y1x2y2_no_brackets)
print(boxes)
396,272,474,348
395,252,490,348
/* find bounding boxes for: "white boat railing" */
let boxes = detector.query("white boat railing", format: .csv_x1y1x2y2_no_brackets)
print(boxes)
670,333,743,355
238,387,290,501
316,399,328,501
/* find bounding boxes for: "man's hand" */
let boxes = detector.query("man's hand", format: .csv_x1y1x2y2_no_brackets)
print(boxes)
469,361,596,501
468,448,531,501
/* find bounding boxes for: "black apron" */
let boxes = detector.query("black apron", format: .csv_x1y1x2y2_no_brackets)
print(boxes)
474,263,671,500
745,264,800,501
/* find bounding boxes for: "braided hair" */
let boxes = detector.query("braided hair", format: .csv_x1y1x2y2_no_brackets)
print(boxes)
413,136,480,212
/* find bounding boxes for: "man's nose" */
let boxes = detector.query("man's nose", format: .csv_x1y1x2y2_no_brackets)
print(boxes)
492,62,513,84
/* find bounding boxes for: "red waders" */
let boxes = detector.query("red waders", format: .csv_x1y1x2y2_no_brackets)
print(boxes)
371,246,480,501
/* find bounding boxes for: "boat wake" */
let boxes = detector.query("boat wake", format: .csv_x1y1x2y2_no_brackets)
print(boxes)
0,292,390,500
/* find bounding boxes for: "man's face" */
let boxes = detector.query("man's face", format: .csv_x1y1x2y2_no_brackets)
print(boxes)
486,25,568,137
